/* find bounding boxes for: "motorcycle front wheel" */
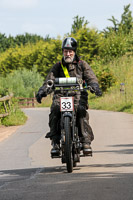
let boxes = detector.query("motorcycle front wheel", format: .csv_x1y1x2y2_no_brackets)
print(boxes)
64,116,73,173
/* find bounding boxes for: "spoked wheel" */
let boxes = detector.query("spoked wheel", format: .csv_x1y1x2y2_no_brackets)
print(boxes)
64,116,73,173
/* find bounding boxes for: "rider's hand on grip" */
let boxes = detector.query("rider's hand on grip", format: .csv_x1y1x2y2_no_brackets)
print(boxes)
89,83,102,97
36,92,42,103
95,88,102,96
36,88,47,104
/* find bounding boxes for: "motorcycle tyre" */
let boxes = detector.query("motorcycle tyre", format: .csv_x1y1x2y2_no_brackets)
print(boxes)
64,116,73,173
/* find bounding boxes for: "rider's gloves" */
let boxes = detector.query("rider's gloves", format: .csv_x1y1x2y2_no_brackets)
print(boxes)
89,83,102,97
36,88,47,104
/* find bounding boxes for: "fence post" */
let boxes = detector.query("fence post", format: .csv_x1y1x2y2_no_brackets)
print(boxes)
0,93,13,118
32,98,34,107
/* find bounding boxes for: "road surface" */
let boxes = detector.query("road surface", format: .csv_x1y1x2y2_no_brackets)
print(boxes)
0,108,133,200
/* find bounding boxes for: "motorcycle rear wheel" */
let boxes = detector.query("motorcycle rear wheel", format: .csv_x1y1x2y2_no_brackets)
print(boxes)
64,116,73,173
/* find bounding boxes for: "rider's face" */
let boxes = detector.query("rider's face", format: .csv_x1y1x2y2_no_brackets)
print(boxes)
63,49,75,63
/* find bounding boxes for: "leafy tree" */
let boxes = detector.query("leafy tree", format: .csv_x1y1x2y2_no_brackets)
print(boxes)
71,27,103,63
99,31,128,61
120,4,133,34
34,39,62,77
14,33,45,46
0,39,62,78
103,4,133,35
0,32,47,53
71,15,89,34
0,33,10,52
100,4,133,60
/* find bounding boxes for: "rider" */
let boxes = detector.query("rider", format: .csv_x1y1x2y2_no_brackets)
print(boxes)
36,37,102,155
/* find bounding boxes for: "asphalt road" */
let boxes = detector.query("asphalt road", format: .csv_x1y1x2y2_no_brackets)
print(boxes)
0,108,133,200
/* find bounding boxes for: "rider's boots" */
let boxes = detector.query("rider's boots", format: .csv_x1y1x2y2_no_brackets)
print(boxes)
51,140,60,157
82,142,92,155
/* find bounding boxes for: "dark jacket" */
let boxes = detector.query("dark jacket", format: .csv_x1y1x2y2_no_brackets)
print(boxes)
41,56,98,90
38,56,99,109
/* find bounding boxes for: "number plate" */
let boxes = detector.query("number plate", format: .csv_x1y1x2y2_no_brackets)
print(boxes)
60,97,74,112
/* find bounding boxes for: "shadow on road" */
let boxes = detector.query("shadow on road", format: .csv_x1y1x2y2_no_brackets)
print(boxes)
0,168,43,186
94,143,133,154
78,162,133,169
109,144,133,147
1,160,133,182
1,166,133,200
0,165,133,180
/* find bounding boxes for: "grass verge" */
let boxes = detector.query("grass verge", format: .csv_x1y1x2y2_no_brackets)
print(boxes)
1,109,27,126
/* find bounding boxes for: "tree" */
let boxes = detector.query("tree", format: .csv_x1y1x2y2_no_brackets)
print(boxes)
103,4,133,35
0,33,9,52
120,4,133,34
14,33,45,46
0,32,46,53
71,16,89,34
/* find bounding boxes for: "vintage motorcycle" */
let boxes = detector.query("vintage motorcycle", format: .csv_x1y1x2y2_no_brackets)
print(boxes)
47,77,93,173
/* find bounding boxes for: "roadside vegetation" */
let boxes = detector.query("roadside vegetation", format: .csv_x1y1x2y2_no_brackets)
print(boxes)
0,98,28,126
89,54,133,113
1,108,27,126
0,4,133,126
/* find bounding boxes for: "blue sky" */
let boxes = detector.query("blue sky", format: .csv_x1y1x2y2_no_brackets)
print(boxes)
0,0,132,38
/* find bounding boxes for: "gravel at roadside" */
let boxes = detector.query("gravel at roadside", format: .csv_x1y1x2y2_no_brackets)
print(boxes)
0,126,19,142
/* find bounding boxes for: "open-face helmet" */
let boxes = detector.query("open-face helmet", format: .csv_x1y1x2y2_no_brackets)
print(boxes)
62,37,77,52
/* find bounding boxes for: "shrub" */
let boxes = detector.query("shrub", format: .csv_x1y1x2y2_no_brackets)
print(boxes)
0,68,44,97
1,109,27,126
0,39,62,78
91,59,116,92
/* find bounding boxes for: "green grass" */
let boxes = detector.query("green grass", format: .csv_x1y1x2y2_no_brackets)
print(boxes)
89,93,133,114
0,95,52,127
1,109,27,126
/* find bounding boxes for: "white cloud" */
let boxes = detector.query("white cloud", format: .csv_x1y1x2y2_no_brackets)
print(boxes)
0,0,39,9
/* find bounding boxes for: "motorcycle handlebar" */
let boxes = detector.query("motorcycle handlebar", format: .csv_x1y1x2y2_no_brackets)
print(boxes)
47,77,80,88
46,77,95,93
